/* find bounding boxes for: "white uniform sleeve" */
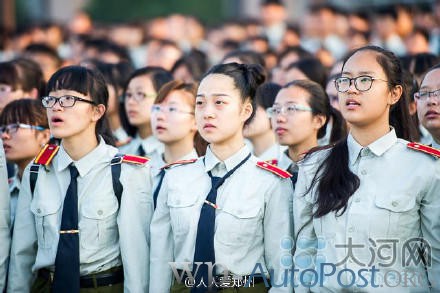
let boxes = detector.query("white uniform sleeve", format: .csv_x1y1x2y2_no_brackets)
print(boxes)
0,141,10,292
118,163,154,293
7,164,37,292
149,173,174,293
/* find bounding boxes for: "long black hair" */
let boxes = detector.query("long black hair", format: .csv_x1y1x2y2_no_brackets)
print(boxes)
46,65,116,146
307,45,408,218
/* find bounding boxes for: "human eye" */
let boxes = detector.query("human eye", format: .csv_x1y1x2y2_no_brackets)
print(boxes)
433,89,440,97
418,91,429,99
358,76,372,84
63,95,76,101
286,105,297,114
195,98,205,107
168,106,178,113
336,77,349,85
215,99,226,105
138,92,147,99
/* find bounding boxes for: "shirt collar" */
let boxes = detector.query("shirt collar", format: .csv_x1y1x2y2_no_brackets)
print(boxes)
204,144,251,173
432,139,440,150
152,148,199,176
55,137,108,177
348,128,397,166
278,149,294,170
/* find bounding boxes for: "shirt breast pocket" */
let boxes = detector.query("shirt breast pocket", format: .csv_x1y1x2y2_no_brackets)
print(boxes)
373,193,418,237
31,199,62,249
80,198,119,250
216,204,262,247
168,195,200,237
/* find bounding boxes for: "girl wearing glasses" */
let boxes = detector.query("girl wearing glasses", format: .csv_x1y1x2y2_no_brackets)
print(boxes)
119,67,173,159
269,79,346,177
416,63,440,149
0,99,50,231
8,66,153,292
293,46,440,291
150,80,205,209
150,63,293,292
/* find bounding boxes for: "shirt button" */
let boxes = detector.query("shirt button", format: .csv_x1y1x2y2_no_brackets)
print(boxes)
97,210,103,216
348,227,355,233
354,198,361,203
392,201,399,207
361,170,367,175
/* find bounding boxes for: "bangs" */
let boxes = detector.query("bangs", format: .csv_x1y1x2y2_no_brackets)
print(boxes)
46,66,92,96
0,99,47,127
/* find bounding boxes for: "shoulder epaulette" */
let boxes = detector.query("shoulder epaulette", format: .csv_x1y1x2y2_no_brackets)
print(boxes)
121,154,150,165
265,159,278,166
256,161,292,179
161,158,198,170
407,142,440,158
34,144,59,166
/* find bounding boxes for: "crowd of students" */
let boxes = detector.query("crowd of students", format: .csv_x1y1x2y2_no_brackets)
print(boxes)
0,0,440,292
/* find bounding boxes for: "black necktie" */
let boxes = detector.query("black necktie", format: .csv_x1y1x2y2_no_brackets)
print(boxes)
288,164,298,186
137,145,146,156
192,153,251,292
153,169,165,210
53,165,80,293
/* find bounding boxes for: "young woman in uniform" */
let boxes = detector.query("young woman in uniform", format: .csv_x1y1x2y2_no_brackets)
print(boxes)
149,80,203,209
8,66,153,293
293,46,440,292
0,99,51,231
150,63,294,292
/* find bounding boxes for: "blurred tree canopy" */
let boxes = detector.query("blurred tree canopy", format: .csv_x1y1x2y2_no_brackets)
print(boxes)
86,0,226,25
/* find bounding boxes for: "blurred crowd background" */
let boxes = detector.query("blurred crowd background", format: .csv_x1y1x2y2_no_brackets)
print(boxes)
0,0,439,145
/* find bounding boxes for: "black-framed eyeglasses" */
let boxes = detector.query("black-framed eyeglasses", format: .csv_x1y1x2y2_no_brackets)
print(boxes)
414,89,440,103
334,75,388,93
41,95,97,108
0,123,46,135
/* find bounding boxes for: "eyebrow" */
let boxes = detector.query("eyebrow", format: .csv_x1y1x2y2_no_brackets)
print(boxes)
196,93,230,98
341,71,375,76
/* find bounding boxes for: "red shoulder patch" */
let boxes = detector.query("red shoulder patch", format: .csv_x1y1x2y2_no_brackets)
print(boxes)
34,144,59,166
122,154,150,165
264,159,278,166
162,158,198,170
407,142,440,158
256,161,292,178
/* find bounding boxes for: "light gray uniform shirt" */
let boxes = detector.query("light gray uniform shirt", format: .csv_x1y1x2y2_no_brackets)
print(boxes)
293,129,440,292
150,145,294,292
8,139,153,292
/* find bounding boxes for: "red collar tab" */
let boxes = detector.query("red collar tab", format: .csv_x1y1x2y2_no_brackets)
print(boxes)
122,154,150,165
264,159,278,166
407,142,440,158
256,161,292,178
34,144,60,166
161,158,198,170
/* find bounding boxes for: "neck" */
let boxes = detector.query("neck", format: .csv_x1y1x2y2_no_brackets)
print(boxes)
108,112,122,132
349,119,390,147
17,160,31,179
163,136,195,164
288,136,318,162
210,135,246,162
248,130,276,157
62,133,99,161
138,124,152,139
431,132,440,146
